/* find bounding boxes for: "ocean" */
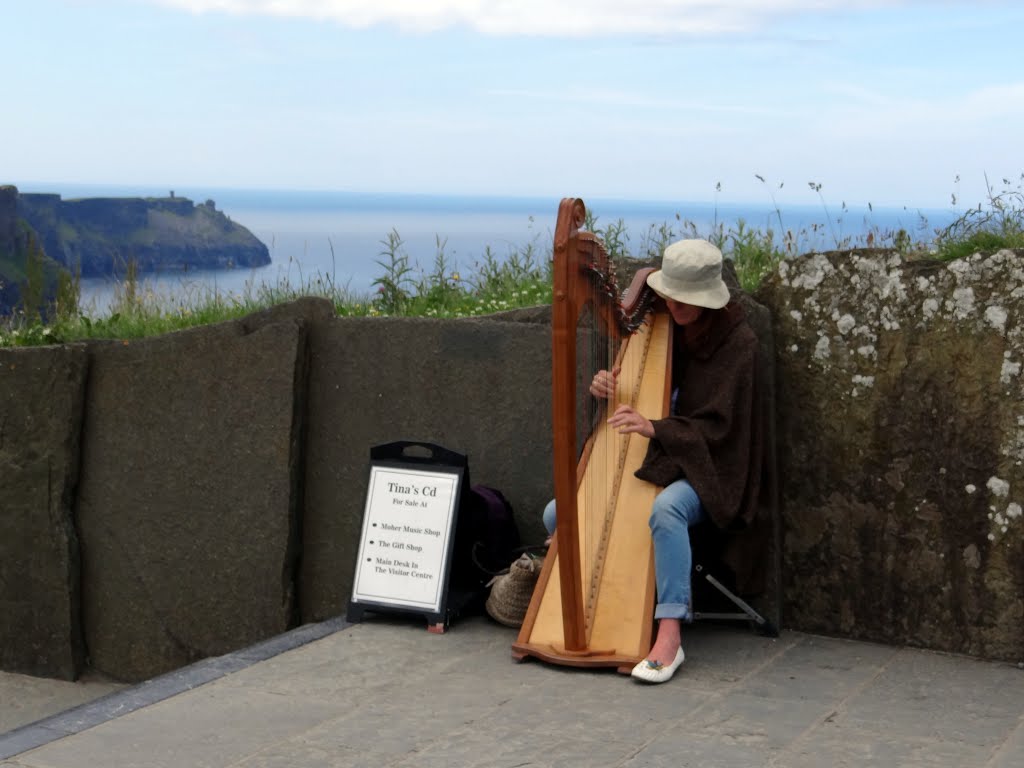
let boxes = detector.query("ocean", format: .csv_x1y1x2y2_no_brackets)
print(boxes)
27,185,959,316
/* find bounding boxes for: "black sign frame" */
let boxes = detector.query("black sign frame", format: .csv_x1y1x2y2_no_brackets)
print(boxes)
346,441,469,632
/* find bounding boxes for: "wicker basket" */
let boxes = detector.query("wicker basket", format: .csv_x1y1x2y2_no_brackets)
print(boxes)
485,553,543,627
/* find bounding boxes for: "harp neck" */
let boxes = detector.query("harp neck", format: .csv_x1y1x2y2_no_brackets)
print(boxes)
552,200,660,339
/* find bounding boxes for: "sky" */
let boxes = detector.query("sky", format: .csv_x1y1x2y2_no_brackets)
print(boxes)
3,0,1023,209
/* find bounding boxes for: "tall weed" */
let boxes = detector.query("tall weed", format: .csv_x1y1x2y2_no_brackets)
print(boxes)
372,229,415,314
934,173,1024,261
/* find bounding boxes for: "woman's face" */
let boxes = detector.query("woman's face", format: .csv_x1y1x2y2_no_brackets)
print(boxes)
666,298,704,326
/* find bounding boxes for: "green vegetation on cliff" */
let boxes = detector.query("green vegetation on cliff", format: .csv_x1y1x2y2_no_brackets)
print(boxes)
17,192,271,278
2,185,272,324
0,217,69,321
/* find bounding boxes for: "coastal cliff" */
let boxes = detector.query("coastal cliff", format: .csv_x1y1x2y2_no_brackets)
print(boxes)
17,191,271,278
0,185,21,313
0,186,65,317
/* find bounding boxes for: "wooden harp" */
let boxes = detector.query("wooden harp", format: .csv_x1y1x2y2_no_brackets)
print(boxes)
512,198,673,673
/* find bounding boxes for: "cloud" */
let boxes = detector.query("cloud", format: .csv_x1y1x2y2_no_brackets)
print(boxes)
821,79,1024,135
963,82,1024,118
149,1,938,38
486,86,781,117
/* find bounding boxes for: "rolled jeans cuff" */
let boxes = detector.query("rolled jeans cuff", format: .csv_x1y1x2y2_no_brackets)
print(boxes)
654,601,693,622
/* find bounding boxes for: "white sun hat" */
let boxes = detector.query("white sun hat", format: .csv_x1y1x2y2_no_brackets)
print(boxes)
646,239,730,310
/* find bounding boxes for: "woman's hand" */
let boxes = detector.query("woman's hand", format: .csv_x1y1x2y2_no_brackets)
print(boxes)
590,366,621,399
607,404,654,438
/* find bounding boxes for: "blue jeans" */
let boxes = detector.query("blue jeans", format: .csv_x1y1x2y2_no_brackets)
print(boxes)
542,479,707,621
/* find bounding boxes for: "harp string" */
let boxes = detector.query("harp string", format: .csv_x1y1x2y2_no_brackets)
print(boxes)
578,251,653,641
580,294,600,636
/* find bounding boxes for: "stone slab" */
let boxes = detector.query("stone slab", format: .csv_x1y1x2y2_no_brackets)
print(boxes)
75,317,308,682
0,617,345,761
299,315,553,623
758,249,1024,660
0,344,88,680
0,670,122,736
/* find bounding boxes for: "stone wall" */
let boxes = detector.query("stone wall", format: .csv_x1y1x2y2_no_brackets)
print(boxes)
3,250,1023,683
0,299,561,682
758,248,1024,660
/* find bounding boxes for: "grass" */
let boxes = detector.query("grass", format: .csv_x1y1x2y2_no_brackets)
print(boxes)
0,230,555,347
932,174,1024,261
3,174,1023,349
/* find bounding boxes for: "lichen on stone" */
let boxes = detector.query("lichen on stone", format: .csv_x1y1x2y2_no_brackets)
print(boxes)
788,253,834,291
946,287,976,320
879,306,900,331
922,297,940,320
814,335,831,360
987,476,1010,497
985,305,1009,334
1000,358,1021,384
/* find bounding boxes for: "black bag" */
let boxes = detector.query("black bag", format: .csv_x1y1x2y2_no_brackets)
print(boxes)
451,484,521,591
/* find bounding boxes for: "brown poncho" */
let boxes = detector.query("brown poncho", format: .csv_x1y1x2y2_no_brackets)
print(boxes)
634,301,766,593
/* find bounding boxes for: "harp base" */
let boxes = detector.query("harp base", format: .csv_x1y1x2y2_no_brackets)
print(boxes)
511,641,642,675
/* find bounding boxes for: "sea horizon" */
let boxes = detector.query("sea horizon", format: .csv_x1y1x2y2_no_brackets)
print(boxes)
10,182,963,315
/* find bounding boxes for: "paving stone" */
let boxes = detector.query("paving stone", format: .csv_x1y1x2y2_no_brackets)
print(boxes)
836,649,1024,749
13,687,341,768
3,619,1022,768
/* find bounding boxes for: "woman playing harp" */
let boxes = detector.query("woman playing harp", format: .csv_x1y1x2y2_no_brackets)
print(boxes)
531,234,764,685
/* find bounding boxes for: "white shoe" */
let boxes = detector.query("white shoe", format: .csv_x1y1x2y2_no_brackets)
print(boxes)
630,646,685,684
